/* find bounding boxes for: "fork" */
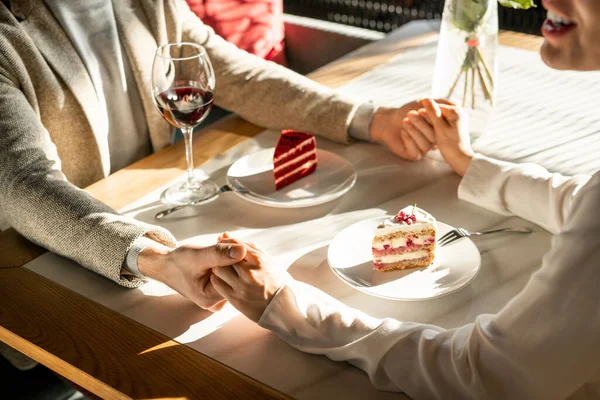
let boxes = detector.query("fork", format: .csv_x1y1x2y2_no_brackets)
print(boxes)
438,227,533,247
154,184,248,219
337,273,372,288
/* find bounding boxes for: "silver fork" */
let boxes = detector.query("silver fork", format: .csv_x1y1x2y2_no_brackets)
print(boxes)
337,272,372,288
438,227,533,247
154,184,248,219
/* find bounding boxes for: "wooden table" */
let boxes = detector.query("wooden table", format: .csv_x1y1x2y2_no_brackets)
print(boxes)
0,25,544,399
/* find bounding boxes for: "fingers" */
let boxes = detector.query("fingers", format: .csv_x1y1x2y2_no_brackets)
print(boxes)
217,238,240,245
421,99,461,124
421,98,441,118
401,111,433,154
193,243,247,268
196,272,226,309
433,98,456,106
421,99,450,131
418,109,432,125
439,105,460,123
219,232,232,240
398,129,422,161
403,122,433,154
407,111,435,143
217,234,267,256
210,273,234,297
212,265,239,288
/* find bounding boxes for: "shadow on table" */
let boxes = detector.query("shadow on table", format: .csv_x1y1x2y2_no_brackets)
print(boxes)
130,151,453,243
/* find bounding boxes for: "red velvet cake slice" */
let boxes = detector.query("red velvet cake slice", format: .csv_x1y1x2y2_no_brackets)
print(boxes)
273,130,318,190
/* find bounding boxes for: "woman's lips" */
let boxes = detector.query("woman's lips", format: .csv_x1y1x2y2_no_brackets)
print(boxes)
542,19,577,40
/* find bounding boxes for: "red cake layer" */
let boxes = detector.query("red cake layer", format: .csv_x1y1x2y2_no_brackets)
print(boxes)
275,162,317,190
274,130,314,158
273,130,318,190
275,153,317,178
274,144,316,174
274,140,316,166
372,242,435,257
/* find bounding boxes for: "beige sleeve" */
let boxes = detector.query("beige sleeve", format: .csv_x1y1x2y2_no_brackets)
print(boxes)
0,77,176,287
169,0,361,144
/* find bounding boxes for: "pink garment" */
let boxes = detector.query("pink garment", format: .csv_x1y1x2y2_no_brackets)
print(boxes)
187,0,287,66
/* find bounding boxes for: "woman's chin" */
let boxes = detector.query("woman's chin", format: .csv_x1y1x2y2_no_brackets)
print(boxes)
540,40,575,71
540,41,600,72
540,41,562,70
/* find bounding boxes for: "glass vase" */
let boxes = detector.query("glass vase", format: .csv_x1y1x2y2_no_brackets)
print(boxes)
432,0,499,142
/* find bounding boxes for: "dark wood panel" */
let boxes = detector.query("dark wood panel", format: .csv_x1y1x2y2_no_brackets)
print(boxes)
0,267,289,400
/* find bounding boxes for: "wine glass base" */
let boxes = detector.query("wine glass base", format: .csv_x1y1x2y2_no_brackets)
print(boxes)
162,179,220,206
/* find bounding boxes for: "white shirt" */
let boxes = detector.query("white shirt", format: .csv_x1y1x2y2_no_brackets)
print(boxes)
45,0,151,174
258,154,600,399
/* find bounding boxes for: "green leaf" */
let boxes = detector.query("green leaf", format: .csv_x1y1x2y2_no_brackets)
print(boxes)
498,0,536,10
451,0,489,32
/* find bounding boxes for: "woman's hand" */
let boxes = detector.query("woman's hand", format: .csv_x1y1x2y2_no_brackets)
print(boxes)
403,99,474,176
210,234,291,322
370,99,453,161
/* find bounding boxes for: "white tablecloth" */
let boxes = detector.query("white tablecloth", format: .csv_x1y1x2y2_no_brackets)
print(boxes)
24,22,600,399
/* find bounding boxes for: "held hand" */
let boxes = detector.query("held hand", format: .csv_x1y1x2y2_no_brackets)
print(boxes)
370,99,452,161
403,99,474,176
421,98,474,176
138,241,247,312
210,234,291,322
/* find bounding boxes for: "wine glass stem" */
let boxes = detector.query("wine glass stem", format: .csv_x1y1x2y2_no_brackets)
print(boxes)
182,126,195,186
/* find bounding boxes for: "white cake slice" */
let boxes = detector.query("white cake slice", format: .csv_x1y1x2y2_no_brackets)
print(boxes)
372,206,437,271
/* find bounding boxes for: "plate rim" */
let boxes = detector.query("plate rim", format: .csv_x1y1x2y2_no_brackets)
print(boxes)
327,216,482,301
226,148,357,208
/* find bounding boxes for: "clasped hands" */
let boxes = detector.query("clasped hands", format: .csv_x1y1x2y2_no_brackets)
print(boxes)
372,98,474,176
139,99,476,321
138,231,288,321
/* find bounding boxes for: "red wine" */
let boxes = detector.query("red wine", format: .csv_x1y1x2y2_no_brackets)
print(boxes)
154,86,214,128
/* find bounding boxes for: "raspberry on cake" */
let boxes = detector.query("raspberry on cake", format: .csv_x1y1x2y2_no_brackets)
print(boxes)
372,206,437,271
273,130,318,190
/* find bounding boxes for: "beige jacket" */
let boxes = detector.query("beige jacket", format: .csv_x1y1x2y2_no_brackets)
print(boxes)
0,0,359,287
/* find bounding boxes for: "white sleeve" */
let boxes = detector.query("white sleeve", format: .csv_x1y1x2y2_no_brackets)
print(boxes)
259,173,600,399
458,154,591,234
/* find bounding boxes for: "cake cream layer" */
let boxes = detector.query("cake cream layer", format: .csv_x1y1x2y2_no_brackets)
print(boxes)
374,206,436,235
372,234,435,250
273,149,317,175
273,138,315,164
374,250,429,264
274,159,317,184
375,223,436,235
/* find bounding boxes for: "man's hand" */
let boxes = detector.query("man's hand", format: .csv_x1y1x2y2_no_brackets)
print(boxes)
210,233,291,322
138,241,247,312
370,99,451,161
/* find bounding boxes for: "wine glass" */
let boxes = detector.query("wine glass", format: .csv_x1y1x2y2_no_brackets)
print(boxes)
152,42,219,205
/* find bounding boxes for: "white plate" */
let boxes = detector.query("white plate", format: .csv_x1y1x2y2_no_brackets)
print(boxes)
226,148,356,208
327,217,481,301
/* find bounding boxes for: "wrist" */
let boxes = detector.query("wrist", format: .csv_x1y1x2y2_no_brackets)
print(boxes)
444,149,473,176
137,244,173,283
369,107,394,143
